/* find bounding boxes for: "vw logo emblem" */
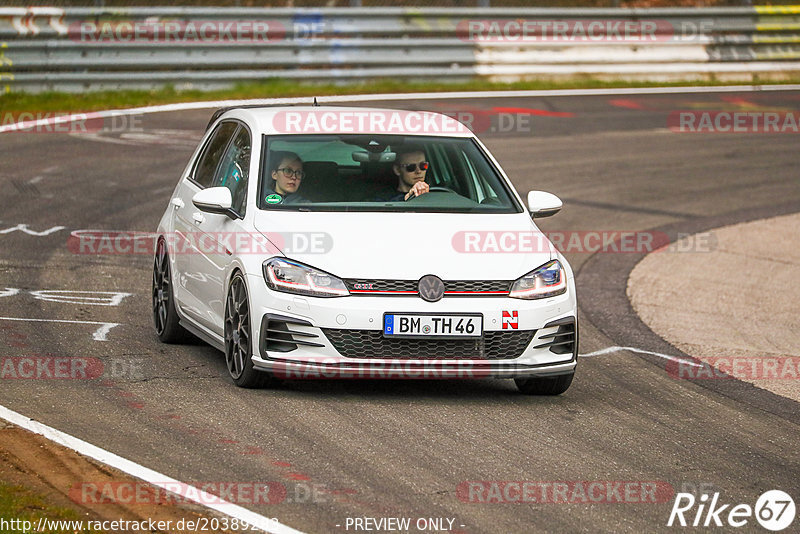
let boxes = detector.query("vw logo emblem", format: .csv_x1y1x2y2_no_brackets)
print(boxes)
418,275,445,302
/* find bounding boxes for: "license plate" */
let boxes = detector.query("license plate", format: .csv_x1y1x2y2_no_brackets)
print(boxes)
383,313,483,338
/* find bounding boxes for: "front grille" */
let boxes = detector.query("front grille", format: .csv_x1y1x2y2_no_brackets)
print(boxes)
344,279,511,295
346,279,416,292
446,280,511,293
321,329,535,360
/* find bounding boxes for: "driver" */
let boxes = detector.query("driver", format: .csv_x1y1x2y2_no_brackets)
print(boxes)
373,144,430,202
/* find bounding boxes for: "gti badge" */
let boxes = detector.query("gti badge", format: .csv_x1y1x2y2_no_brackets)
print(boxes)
353,283,374,290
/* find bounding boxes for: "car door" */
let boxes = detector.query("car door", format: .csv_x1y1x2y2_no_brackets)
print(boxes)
173,121,239,325
190,124,252,334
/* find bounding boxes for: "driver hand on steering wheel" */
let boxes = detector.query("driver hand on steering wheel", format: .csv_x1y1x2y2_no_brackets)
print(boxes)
392,144,430,201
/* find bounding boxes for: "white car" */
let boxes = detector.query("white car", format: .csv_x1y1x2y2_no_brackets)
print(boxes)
152,105,578,394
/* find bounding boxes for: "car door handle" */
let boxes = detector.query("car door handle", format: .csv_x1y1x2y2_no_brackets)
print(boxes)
171,198,184,209
192,213,205,224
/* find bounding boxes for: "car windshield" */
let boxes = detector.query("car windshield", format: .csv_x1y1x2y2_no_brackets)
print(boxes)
257,134,522,213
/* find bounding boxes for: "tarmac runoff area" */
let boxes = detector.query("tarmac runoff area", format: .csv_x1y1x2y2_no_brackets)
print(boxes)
627,213,800,402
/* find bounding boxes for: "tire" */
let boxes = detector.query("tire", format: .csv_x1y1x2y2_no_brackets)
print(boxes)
224,272,274,388
152,239,191,343
514,372,574,395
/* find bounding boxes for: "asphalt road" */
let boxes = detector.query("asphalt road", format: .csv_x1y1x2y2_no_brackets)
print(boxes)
1,90,799,534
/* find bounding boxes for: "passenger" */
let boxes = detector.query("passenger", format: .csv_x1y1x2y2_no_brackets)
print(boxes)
264,151,308,204
373,144,430,202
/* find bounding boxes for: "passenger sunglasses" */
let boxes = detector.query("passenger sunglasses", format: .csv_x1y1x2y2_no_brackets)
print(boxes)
400,161,429,172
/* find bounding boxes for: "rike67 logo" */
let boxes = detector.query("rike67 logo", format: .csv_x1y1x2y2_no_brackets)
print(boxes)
668,490,795,531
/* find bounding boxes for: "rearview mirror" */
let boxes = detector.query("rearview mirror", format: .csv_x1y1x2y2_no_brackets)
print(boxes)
527,191,562,218
192,187,236,218
352,151,395,163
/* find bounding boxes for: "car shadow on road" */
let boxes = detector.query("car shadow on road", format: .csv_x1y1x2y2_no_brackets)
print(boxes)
266,378,577,403
174,341,578,402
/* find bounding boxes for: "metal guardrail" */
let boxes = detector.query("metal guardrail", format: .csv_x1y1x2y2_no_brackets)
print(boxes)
1,6,799,92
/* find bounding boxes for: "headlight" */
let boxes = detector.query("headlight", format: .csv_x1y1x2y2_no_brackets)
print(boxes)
509,260,567,300
263,258,349,298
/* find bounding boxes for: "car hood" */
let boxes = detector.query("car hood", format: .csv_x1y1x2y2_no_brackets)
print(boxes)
253,211,555,280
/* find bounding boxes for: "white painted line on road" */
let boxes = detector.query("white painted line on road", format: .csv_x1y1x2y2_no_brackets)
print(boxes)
28,290,133,306
0,223,65,235
2,84,800,133
0,316,120,342
89,322,119,342
581,345,702,367
0,404,307,534
0,289,132,308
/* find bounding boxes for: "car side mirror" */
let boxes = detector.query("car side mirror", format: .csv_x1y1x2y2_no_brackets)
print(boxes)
192,187,238,219
527,191,562,218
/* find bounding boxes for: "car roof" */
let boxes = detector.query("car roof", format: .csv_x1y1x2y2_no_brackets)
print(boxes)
210,105,475,138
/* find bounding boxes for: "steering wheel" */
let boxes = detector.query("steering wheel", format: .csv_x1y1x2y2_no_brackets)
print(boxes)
427,186,457,194
405,185,458,201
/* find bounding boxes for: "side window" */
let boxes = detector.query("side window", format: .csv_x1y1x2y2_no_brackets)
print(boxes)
193,122,238,188
212,126,251,214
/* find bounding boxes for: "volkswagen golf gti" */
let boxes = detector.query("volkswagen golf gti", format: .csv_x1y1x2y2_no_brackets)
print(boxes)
152,105,578,394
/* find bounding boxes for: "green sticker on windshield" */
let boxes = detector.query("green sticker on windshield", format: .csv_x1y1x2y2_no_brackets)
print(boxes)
265,194,282,204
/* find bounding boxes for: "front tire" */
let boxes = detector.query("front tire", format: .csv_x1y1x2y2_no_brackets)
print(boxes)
514,372,574,395
152,239,191,343
224,273,273,388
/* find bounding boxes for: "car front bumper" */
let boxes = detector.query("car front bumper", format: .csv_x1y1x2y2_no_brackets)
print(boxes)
246,273,578,379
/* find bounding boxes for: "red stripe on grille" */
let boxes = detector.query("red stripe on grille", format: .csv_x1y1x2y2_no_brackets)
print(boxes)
444,291,508,294
350,290,417,294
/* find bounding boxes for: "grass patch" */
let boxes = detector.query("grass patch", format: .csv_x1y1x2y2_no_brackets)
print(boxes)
0,481,101,532
2,77,799,114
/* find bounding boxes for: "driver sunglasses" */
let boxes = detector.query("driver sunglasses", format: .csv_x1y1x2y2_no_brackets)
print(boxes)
401,161,429,173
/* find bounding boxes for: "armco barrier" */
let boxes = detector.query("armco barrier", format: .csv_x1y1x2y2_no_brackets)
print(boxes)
0,6,799,92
